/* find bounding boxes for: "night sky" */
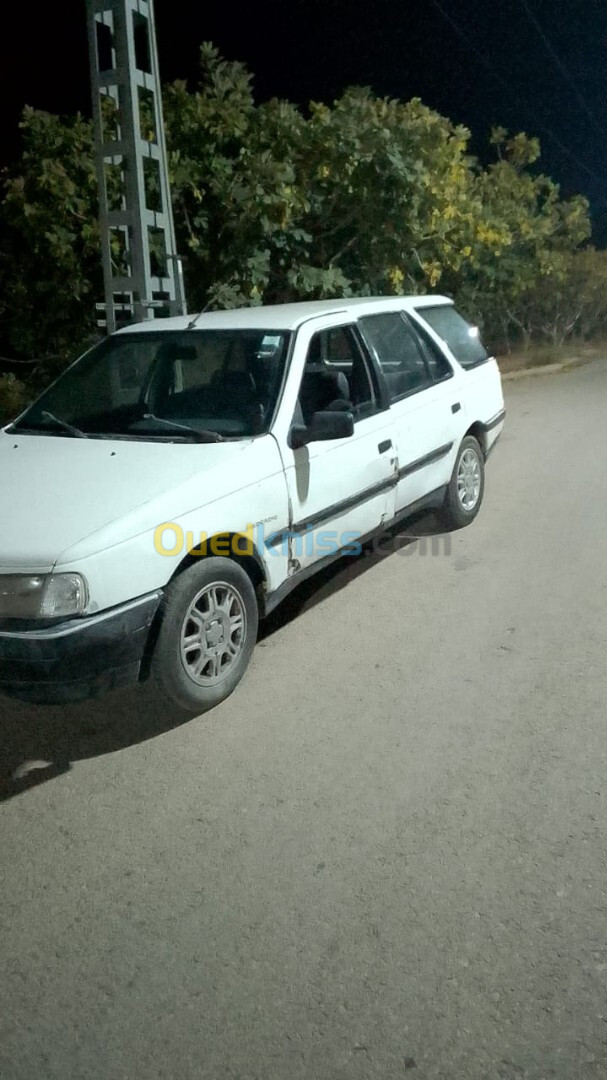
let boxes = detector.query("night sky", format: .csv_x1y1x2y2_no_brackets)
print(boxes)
2,0,607,238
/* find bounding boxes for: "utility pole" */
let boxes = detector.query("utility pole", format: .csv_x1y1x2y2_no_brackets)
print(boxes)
86,0,186,333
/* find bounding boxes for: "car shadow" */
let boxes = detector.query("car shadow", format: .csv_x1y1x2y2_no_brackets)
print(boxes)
0,512,446,802
0,681,193,802
259,510,444,639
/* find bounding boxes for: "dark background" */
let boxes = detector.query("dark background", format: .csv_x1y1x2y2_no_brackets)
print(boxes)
2,0,606,238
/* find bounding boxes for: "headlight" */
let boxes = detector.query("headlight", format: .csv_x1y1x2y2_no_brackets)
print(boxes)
0,573,88,619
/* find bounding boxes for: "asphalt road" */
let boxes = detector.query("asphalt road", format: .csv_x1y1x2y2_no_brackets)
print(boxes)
1,361,607,1080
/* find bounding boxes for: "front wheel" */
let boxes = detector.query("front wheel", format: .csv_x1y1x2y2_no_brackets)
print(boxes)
440,435,485,530
151,558,259,713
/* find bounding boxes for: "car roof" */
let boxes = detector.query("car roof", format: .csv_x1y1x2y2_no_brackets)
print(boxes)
116,295,454,336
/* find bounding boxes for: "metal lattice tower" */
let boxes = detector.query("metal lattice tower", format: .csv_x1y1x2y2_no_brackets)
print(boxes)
86,0,186,333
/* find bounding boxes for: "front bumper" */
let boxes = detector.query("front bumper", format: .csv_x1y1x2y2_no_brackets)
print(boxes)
0,591,162,704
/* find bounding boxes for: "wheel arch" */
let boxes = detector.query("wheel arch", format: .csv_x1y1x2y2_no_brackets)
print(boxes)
140,532,267,684
463,421,487,457
171,531,268,603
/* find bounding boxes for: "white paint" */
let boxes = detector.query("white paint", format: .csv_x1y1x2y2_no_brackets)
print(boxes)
0,297,504,616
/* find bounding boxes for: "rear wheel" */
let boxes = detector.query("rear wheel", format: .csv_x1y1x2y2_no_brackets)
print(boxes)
151,558,259,713
440,435,485,529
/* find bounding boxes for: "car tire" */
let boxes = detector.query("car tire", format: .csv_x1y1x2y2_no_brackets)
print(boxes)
151,557,259,713
440,435,485,530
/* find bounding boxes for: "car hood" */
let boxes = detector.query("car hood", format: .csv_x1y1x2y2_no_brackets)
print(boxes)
0,431,254,571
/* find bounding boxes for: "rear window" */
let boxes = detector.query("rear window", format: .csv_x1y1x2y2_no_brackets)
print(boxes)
418,305,489,369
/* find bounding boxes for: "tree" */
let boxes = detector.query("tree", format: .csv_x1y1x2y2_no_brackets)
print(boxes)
0,45,598,425
164,47,489,304
0,107,101,363
452,129,591,347
504,246,607,347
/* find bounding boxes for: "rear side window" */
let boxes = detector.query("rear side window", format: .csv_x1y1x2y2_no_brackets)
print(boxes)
411,321,453,381
360,312,431,401
418,306,489,369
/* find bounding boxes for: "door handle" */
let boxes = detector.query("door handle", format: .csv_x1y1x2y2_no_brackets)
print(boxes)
378,439,392,454
451,402,461,414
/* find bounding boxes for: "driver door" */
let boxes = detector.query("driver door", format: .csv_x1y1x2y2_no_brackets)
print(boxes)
271,319,396,572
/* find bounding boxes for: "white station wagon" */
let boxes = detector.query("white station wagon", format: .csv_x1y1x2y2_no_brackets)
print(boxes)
0,297,504,711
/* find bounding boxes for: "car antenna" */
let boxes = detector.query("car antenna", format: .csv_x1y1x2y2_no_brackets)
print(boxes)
187,301,213,329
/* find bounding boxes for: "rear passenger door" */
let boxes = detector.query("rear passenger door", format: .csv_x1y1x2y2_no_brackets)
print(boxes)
359,311,464,514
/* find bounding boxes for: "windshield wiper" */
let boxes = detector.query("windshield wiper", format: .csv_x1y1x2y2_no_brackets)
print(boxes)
39,411,89,438
136,414,223,442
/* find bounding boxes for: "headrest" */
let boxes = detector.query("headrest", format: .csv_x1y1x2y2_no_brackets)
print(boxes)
212,370,256,396
156,343,198,361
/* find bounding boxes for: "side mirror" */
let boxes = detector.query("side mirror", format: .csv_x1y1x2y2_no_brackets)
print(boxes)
289,409,354,450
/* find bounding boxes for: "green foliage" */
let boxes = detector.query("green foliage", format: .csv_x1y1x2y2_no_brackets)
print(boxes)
0,107,101,364
452,128,592,346
0,42,600,401
163,51,486,305
0,374,29,424
504,247,607,347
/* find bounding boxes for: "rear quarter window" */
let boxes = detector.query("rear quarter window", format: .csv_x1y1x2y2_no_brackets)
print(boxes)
418,305,489,369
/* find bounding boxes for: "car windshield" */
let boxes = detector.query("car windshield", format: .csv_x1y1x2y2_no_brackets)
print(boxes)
11,328,292,441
